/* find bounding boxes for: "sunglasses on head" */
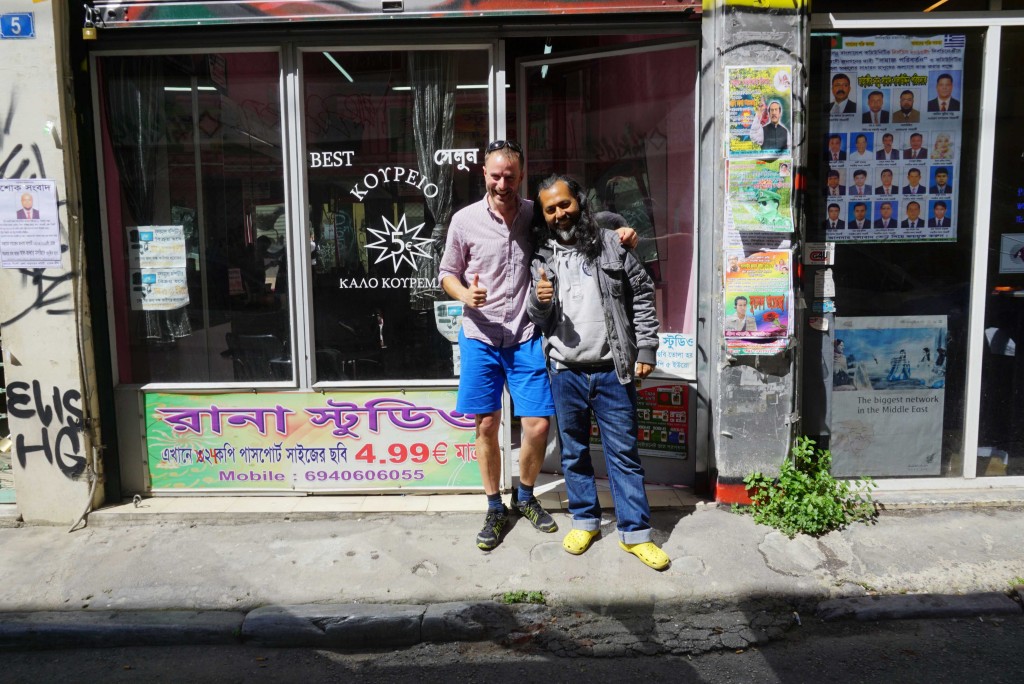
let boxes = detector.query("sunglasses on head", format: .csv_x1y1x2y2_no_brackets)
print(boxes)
486,139,522,155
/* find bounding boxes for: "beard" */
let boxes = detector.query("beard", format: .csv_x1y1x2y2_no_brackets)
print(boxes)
556,226,576,242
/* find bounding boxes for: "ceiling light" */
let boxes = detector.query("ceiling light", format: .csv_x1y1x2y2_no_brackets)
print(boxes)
323,52,354,83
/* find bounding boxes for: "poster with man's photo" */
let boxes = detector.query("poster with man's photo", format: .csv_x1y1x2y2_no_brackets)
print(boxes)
723,250,792,341
831,315,947,477
727,158,794,232
0,179,61,269
821,34,965,244
726,66,793,158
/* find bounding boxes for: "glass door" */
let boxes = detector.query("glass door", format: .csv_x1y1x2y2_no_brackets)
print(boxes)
976,27,1024,478
517,39,699,485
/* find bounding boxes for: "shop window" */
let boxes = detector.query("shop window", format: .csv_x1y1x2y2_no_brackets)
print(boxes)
515,39,698,361
805,32,984,478
97,52,289,384
302,49,489,382
976,27,1024,477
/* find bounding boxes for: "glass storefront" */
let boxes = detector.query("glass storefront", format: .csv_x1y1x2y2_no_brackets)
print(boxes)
93,31,700,493
81,5,1024,496
977,27,1024,477
806,31,984,479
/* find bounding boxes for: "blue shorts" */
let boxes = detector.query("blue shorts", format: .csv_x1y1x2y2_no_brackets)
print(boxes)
456,330,555,417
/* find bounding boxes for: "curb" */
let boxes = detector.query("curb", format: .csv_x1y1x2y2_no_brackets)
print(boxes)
241,601,518,648
816,592,1024,622
0,610,243,650
0,601,518,651
2,595,1022,651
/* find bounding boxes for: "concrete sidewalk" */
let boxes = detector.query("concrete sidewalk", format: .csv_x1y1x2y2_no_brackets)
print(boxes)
0,492,1022,652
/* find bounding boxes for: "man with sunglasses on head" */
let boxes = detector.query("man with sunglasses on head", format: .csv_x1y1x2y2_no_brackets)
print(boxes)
439,140,635,551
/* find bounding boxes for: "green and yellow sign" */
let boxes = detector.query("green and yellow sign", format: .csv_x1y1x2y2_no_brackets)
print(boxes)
145,391,481,492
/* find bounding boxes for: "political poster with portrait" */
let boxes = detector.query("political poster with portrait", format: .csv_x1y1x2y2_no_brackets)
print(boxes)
830,315,947,477
723,250,792,341
726,66,793,158
821,34,965,244
727,157,794,232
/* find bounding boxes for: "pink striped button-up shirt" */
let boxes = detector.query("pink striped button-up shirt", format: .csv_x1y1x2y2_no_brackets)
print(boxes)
438,196,536,348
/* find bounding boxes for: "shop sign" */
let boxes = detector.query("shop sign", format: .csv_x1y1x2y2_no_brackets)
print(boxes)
433,148,478,171
349,166,439,200
145,391,481,492
308,150,355,168
655,333,695,380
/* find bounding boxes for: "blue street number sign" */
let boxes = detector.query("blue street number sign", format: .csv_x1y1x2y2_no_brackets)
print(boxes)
0,13,35,39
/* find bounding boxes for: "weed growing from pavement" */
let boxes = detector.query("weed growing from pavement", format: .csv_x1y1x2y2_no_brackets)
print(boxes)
1010,576,1024,588
741,436,877,538
501,590,546,605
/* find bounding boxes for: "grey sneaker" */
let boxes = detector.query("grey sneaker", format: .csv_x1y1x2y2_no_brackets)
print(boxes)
511,490,558,533
476,505,510,550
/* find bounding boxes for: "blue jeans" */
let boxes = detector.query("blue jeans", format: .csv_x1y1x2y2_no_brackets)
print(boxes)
549,367,652,544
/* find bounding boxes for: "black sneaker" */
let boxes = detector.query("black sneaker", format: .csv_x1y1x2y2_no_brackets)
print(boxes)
476,505,510,550
511,490,558,533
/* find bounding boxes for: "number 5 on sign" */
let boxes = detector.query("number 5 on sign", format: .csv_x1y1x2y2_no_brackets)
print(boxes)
1,13,36,39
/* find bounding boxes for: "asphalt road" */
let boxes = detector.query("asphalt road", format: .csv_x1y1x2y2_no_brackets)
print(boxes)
2,613,1021,683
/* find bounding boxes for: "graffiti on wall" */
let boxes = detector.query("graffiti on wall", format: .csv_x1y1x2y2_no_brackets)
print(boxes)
5,381,85,478
1,85,84,485
0,91,75,328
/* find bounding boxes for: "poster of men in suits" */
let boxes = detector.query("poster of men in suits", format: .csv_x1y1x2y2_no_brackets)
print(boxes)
821,34,964,244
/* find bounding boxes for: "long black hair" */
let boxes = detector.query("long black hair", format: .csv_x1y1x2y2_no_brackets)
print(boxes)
533,174,603,262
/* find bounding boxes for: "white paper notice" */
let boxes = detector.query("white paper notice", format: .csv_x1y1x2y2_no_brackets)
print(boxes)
126,225,189,312
655,333,696,380
127,225,186,269
0,179,62,269
814,268,836,298
129,268,189,311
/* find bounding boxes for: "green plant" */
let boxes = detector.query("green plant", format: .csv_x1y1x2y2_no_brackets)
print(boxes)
742,436,876,538
501,590,546,605
1009,576,1024,588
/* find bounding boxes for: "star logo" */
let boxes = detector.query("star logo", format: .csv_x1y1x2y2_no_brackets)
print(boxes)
365,213,433,272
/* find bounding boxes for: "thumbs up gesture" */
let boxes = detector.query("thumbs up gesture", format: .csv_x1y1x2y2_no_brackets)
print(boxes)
465,273,487,308
536,267,553,303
